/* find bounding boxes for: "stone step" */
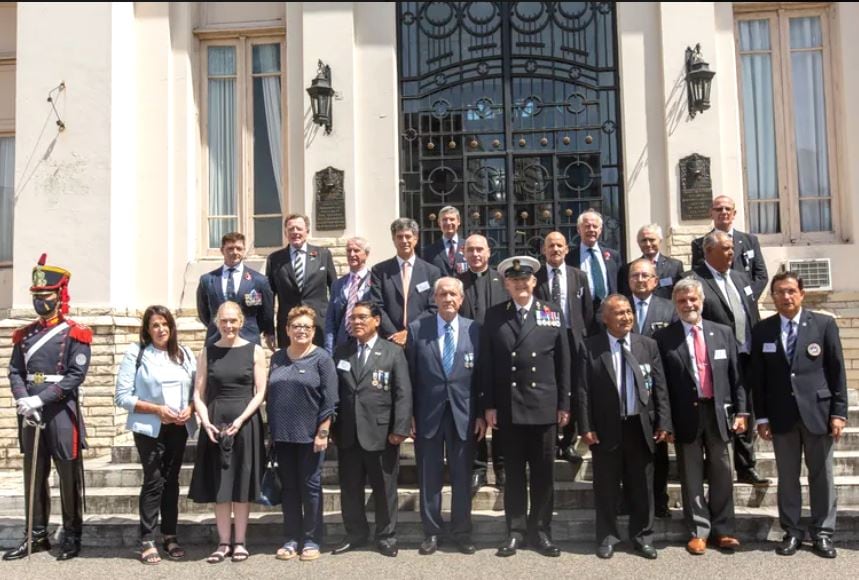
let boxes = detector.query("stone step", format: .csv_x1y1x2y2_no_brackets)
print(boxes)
4,507,859,549
4,477,859,515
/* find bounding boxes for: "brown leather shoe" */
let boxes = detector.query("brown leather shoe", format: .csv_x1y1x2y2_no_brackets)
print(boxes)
686,538,706,555
714,535,740,550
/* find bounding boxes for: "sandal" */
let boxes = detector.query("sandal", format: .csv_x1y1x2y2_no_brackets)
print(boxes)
140,540,161,565
231,542,249,563
276,541,299,561
299,546,320,561
162,535,186,560
207,543,232,564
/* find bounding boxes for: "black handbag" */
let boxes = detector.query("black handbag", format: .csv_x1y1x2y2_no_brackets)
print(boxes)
257,444,282,506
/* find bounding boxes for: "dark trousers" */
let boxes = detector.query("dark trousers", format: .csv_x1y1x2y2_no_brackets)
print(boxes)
22,425,83,539
275,442,325,547
592,417,654,546
653,441,669,511
501,423,556,540
473,429,503,476
416,405,474,538
133,423,188,541
734,353,757,473
338,442,400,541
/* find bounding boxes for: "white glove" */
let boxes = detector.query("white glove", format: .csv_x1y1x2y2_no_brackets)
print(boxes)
16,395,43,416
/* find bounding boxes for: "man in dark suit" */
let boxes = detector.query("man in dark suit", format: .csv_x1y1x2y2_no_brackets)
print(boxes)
422,205,467,277
331,301,413,558
536,231,593,465
196,231,275,347
627,258,677,518
371,218,441,347
749,272,847,559
689,230,767,486
655,278,747,555
324,237,373,354
578,294,671,560
618,224,684,300
565,209,620,311
406,277,484,556
691,195,768,300
459,234,508,493
480,256,571,558
266,214,337,347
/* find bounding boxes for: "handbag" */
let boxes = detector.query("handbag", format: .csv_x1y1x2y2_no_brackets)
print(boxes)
257,443,282,506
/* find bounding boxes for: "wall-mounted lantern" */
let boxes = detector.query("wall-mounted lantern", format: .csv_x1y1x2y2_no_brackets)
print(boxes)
685,44,716,118
307,60,334,134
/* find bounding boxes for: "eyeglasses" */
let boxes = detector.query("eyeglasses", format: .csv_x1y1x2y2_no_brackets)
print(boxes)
289,324,313,331
630,273,653,280
349,314,372,322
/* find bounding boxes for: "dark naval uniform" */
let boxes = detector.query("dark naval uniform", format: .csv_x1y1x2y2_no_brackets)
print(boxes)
5,257,91,561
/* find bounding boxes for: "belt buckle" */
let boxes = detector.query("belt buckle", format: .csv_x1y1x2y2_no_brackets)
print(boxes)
33,372,45,384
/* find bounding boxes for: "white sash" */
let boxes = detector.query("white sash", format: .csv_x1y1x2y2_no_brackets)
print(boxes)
24,322,69,365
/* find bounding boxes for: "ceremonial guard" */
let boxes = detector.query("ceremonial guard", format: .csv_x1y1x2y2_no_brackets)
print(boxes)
5,255,91,561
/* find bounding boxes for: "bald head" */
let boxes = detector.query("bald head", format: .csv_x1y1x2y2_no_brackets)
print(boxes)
542,231,569,267
464,234,491,273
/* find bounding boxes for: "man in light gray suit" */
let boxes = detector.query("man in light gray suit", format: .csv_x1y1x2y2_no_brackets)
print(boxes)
406,277,485,556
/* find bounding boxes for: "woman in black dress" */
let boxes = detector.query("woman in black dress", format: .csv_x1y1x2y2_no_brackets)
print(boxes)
189,301,267,563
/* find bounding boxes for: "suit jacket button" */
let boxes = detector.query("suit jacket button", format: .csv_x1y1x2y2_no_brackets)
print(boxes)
532,367,536,372
693,402,698,407
532,352,537,357
512,352,517,358
512,382,517,387
531,382,536,388
512,366,517,372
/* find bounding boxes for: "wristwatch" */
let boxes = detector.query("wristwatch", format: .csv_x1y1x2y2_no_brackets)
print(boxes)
318,429,330,438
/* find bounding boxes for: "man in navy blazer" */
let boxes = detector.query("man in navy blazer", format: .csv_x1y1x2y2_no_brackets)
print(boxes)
565,209,620,311
422,206,467,277
618,225,684,300
325,237,373,354
371,218,441,346
196,232,274,346
749,272,847,558
406,277,484,556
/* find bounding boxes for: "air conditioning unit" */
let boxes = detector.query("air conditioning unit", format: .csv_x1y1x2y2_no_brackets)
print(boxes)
786,258,832,291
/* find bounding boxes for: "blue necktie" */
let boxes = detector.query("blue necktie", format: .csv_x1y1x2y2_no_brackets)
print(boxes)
637,300,646,333
225,267,236,300
618,337,628,417
588,248,606,300
786,320,797,364
443,323,454,375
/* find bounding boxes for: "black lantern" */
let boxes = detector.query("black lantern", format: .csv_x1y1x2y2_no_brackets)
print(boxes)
307,60,334,134
685,44,716,118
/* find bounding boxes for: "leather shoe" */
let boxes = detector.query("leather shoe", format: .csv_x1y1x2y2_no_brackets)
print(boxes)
776,535,801,556
686,538,706,555
453,537,476,555
3,534,51,561
654,506,671,519
471,471,487,496
736,469,771,486
331,538,367,555
712,535,740,550
558,446,583,465
496,535,522,557
419,535,439,555
56,538,81,561
533,533,560,557
377,539,398,558
596,541,614,559
812,537,836,559
494,468,506,489
634,543,658,560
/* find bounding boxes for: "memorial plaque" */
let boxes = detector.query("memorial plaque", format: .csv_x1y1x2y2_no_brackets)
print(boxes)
315,166,346,231
679,153,712,220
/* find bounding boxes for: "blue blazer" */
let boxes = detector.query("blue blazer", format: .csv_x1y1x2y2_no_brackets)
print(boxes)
196,264,275,345
405,315,480,441
324,271,373,354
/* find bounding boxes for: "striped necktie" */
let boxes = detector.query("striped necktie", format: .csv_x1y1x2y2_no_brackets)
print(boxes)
442,323,454,375
293,249,304,290
225,267,236,300
345,273,360,335
786,320,797,364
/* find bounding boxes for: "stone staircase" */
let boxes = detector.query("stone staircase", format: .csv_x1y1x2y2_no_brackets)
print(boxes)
3,405,859,548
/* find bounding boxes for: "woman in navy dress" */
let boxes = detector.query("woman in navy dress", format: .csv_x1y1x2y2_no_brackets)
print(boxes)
267,306,338,561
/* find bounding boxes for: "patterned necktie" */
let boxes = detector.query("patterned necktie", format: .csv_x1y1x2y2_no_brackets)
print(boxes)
293,249,304,290
786,320,797,364
637,299,646,334
448,239,456,271
345,273,360,335
225,267,236,300
722,272,747,346
551,268,561,304
588,247,606,300
618,337,628,417
692,325,713,398
443,323,455,375
401,261,412,327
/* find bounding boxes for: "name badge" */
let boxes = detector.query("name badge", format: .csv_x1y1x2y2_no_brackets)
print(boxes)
745,249,756,259
416,281,430,293
337,360,352,372
743,285,753,297
762,342,777,353
659,277,673,287
714,349,727,360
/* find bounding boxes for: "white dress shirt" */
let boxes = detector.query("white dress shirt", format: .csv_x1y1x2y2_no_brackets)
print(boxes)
608,332,638,416
634,295,650,333
514,297,534,320
681,320,707,397
291,242,308,276
779,308,803,357
547,265,570,329
221,262,245,297
357,333,380,365
436,314,459,355
342,268,370,298
579,242,607,297
705,261,751,353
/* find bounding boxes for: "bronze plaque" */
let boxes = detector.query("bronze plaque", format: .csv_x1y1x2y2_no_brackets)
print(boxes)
679,153,712,220
315,166,346,231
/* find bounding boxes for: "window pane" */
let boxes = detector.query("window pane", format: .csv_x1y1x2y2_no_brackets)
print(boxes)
0,137,14,262
738,20,780,234
209,218,238,249
254,217,282,248
208,46,236,76
790,17,831,232
252,64,283,217
252,44,280,74
208,47,237,249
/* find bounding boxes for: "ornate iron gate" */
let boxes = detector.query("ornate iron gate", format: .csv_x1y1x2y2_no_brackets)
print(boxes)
398,2,624,264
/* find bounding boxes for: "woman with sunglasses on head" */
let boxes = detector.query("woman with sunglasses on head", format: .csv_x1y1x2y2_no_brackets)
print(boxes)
115,305,197,565
267,305,338,562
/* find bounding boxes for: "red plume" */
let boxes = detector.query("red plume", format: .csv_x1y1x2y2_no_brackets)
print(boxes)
60,285,70,315
38,253,47,266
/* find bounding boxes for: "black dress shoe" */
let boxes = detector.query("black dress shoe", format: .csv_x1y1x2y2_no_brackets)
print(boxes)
534,533,560,557
496,536,522,557
471,471,487,496
377,539,398,558
558,446,583,465
331,538,367,555
776,535,801,556
494,468,506,489
454,537,476,555
634,543,658,560
812,537,836,559
56,538,81,561
596,541,614,559
419,535,439,555
3,534,51,561
736,469,771,486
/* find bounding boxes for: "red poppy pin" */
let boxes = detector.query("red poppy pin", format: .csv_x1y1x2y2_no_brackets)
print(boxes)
244,272,252,281
542,304,552,313
309,250,318,259
603,251,611,261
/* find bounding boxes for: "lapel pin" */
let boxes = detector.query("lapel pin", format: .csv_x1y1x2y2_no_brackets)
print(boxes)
807,343,821,357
